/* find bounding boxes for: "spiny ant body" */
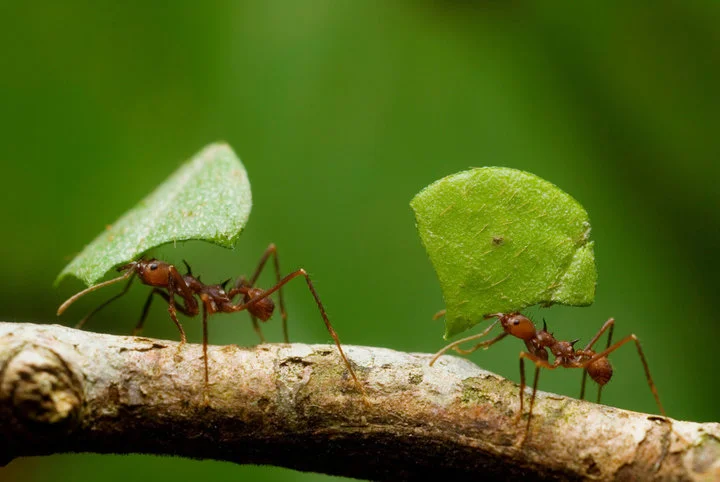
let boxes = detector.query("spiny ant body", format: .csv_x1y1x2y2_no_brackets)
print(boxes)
430,312,665,441
57,244,366,401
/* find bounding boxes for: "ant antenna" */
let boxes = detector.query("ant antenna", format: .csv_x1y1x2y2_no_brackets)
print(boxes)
57,267,135,316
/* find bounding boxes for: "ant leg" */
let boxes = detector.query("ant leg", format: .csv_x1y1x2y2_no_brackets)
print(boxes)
516,357,543,413
583,334,666,416
133,288,193,336
453,332,508,355
432,309,446,320
428,320,501,366
248,244,288,342
580,371,589,401
582,318,616,351
525,365,541,439
202,304,210,404
134,288,164,335
230,276,267,343
166,272,189,344
596,322,614,404
516,357,541,444
228,244,287,341
519,357,526,415
580,318,615,401
230,269,368,401
75,274,136,329
250,314,266,343
517,352,557,433
229,275,249,296
136,265,197,344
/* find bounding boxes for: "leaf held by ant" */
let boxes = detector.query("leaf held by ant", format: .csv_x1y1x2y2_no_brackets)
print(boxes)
55,143,253,288
411,168,597,339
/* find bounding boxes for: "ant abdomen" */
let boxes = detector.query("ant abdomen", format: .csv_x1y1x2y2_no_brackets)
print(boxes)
586,356,613,386
245,288,275,321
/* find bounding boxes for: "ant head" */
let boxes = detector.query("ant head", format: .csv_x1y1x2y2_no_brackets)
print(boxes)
135,259,171,286
498,313,536,340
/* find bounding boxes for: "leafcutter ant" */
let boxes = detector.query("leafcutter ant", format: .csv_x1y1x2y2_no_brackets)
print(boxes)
57,244,367,401
429,312,666,441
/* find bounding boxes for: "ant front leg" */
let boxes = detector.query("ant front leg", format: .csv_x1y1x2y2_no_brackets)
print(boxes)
518,352,557,442
166,265,199,345
230,269,369,402
134,288,195,341
428,320,504,366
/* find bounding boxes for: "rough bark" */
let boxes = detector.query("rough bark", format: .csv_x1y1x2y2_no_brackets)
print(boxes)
0,322,718,481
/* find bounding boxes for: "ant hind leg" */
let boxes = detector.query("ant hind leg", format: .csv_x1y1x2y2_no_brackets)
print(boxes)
249,244,289,342
580,318,615,403
231,276,267,344
583,334,665,416
580,371,589,401
250,314,265,343
230,269,369,403
596,322,614,404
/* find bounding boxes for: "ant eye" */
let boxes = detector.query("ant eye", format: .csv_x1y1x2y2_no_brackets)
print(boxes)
513,320,520,325
150,263,158,271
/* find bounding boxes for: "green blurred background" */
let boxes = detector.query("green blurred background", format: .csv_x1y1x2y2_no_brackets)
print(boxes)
1,2,718,481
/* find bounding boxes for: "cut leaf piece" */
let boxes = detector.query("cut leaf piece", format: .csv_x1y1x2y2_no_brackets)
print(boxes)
411,168,596,339
56,143,252,286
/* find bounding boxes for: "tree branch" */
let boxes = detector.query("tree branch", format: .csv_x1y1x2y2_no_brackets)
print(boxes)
0,322,717,481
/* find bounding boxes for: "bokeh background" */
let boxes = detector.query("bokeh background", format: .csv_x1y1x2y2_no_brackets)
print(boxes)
1,2,718,481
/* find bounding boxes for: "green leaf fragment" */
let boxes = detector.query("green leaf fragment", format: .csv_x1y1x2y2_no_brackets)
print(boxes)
56,143,252,287
410,167,596,339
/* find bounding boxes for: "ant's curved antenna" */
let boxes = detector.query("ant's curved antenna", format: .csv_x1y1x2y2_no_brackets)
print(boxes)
56,263,137,316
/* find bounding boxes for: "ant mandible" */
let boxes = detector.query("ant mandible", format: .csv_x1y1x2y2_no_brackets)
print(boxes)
429,312,666,440
57,244,367,401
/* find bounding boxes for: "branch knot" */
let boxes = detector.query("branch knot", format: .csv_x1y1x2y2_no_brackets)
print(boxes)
0,343,83,438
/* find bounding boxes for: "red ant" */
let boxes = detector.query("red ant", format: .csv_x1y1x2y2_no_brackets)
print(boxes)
57,244,367,401
429,312,666,440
